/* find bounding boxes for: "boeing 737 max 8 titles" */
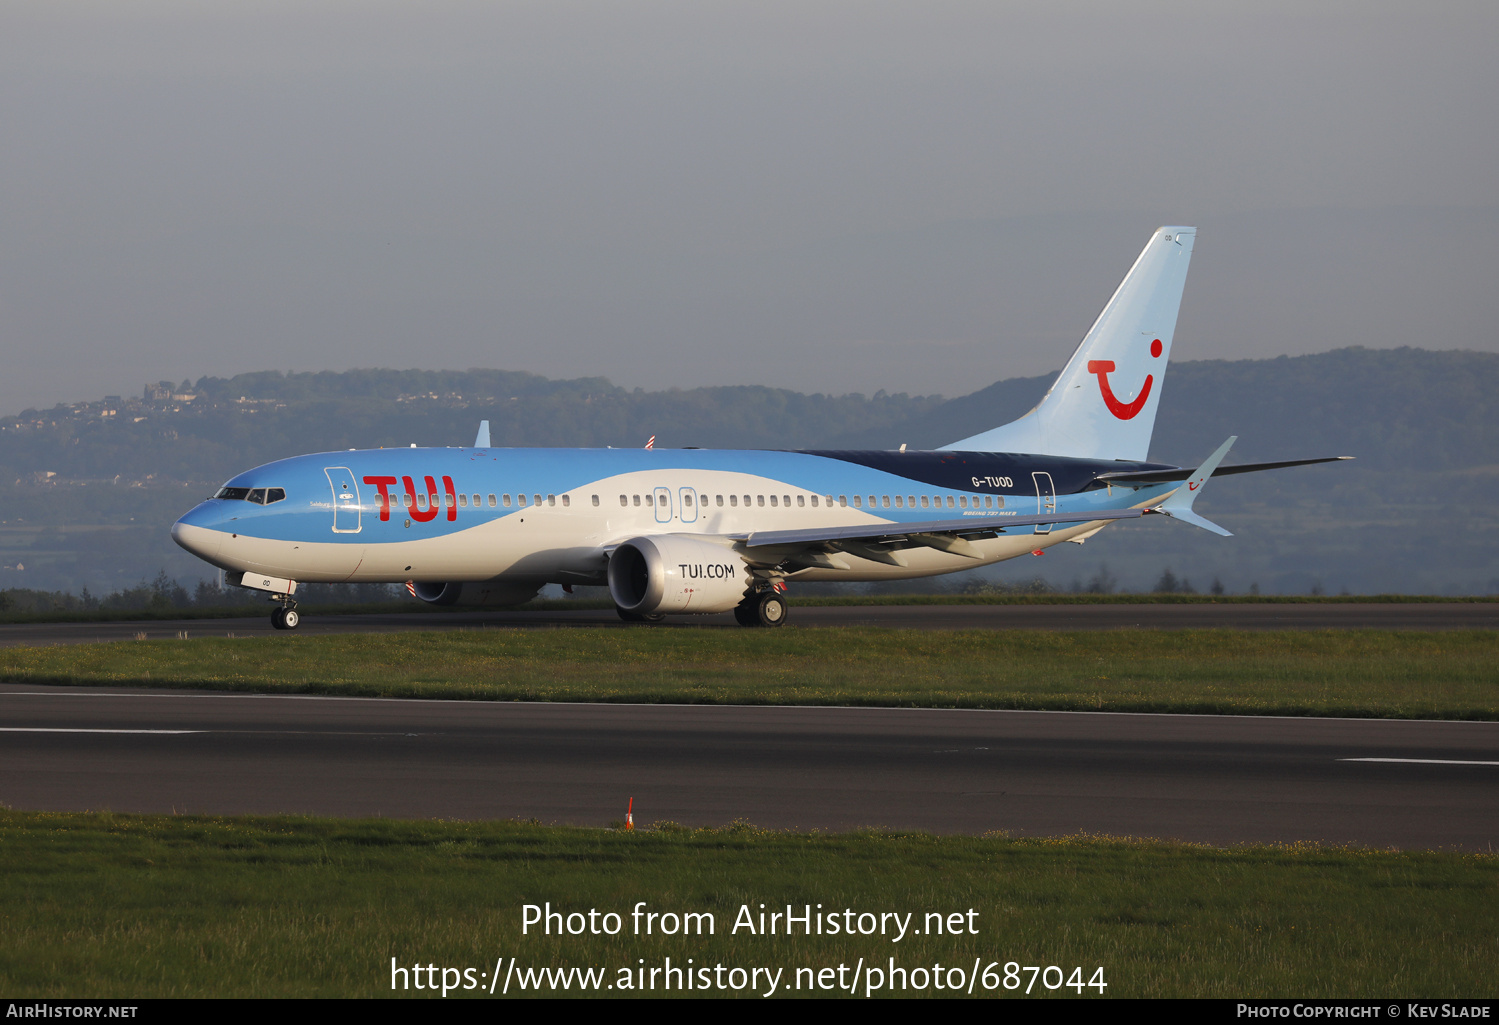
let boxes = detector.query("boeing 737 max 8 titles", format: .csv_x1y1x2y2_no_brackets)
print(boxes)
172,227,1349,629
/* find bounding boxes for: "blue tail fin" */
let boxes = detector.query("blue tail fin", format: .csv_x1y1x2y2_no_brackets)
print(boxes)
942,226,1196,460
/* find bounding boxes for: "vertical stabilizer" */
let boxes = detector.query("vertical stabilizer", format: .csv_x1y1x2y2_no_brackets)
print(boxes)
941,226,1196,460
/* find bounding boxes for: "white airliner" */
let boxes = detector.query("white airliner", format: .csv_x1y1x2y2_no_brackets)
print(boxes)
172,227,1347,629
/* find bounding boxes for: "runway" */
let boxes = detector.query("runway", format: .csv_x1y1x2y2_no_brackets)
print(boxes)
1,600,1495,647
2,683,1495,850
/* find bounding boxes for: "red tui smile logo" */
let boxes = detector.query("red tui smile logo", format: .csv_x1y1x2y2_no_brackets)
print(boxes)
1088,338,1163,420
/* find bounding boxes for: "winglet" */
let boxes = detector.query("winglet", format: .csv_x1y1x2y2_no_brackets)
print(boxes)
1152,436,1237,536
475,420,491,448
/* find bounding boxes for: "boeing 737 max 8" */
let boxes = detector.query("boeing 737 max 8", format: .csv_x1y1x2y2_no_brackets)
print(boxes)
172,227,1349,629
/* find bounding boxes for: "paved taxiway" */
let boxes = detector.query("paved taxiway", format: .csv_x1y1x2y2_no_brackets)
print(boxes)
1,601,1495,648
2,684,1495,849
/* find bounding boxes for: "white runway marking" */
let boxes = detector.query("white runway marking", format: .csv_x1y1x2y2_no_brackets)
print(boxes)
1340,757,1499,766
0,728,202,735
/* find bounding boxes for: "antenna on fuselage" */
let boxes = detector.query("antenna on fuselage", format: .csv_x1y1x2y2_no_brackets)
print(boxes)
475,420,491,448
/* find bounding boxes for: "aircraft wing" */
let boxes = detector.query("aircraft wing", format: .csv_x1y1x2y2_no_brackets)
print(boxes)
730,507,1143,556
1089,455,1352,487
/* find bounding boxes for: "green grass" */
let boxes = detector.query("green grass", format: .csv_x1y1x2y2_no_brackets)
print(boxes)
788,593,1499,606
3,628,1498,720
1,592,1492,626
0,811,1492,998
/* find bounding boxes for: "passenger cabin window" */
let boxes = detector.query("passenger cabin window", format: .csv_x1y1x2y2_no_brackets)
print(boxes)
548,495,556,506
518,494,528,507
757,495,765,507
644,494,653,507
591,495,599,507
684,493,694,507
769,495,777,507
839,496,847,507
488,494,497,507
920,496,929,508
894,496,903,508
959,497,968,508
797,495,805,507
783,495,791,506
458,494,468,507
852,496,862,508
882,496,890,508
729,495,738,507
620,495,629,506
503,494,512,507
716,495,724,507
946,496,955,508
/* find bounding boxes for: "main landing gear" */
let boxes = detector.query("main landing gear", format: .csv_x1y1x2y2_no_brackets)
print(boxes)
613,590,789,627
734,590,788,628
270,597,300,630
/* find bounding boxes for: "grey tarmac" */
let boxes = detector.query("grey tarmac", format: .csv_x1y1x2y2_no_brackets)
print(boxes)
1,684,1495,850
1,600,1496,647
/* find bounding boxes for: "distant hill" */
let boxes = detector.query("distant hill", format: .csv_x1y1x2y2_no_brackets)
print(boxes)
1,347,1495,596
832,346,1499,471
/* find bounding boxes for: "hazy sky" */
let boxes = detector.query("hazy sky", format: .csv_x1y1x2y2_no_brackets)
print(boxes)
3,1,1496,414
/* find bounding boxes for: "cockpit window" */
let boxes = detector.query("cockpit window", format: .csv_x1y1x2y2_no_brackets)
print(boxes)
214,486,286,504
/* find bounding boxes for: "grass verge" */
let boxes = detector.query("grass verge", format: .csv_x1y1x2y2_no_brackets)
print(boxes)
2,628,1497,719
1,593,1493,626
0,811,1492,998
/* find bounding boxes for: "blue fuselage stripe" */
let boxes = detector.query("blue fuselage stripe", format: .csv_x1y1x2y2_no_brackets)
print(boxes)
175,447,1175,542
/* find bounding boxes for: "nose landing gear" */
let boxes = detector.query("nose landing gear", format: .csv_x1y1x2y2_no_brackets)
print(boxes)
270,596,300,630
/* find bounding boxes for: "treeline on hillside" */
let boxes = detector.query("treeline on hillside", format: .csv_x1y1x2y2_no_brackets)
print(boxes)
2,348,1496,487
3,347,1497,596
0,372,943,484
828,346,1499,470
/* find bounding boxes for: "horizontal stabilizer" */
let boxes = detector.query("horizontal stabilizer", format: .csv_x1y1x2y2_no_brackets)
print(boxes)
1157,506,1232,537
1149,436,1235,536
1092,455,1353,487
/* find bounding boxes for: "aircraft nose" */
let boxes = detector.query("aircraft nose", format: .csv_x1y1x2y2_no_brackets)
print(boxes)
171,517,225,563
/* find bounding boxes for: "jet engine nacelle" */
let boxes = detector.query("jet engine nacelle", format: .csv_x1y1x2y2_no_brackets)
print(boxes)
410,581,541,607
608,535,751,615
